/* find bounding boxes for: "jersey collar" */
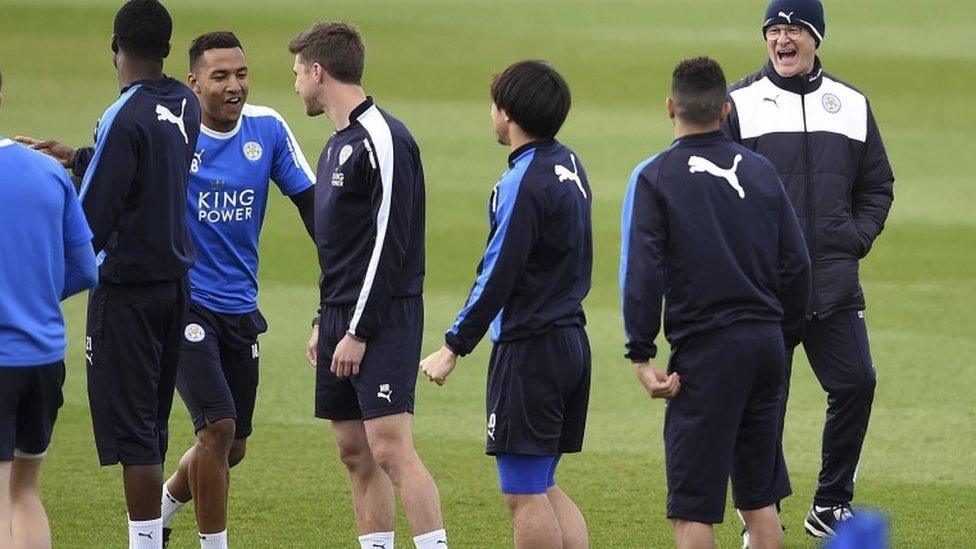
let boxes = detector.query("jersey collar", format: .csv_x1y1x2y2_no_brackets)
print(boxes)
763,56,824,95
201,111,245,140
508,139,554,167
349,96,376,124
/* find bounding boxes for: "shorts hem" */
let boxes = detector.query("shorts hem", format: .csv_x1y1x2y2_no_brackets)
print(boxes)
362,407,414,421
315,410,364,421
735,489,793,511
667,509,725,524
13,448,47,460
192,411,238,433
98,455,164,467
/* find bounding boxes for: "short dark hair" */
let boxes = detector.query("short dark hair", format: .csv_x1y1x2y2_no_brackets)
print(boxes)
491,60,571,140
114,0,172,60
189,31,244,70
288,22,365,85
671,57,727,126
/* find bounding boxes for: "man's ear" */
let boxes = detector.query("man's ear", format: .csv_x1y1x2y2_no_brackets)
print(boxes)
666,96,676,121
312,62,326,84
187,72,199,93
719,101,732,123
111,34,119,53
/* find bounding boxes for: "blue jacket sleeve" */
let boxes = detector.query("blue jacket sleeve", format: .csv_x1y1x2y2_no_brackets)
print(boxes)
79,115,137,255
777,186,812,348
345,136,420,341
621,168,667,362
60,170,97,298
445,174,541,357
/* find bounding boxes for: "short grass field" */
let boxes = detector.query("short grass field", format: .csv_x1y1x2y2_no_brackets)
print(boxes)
1,0,974,546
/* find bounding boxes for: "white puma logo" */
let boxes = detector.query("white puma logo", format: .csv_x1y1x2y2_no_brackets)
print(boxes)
778,10,794,23
377,383,392,404
156,98,189,144
554,153,587,198
688,154,745,199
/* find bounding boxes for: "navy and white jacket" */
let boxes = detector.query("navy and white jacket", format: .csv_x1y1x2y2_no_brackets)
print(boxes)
315,98,425,341
446,140,592,357
77,77,201,285
621,131,811,362
724,58,894,318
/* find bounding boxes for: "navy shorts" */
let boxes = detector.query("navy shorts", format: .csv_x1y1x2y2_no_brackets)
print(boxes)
0,362,65,460
175,301,267,439
315,296,423,421
664,322,792,524
486,326,590,456
86,280,188,466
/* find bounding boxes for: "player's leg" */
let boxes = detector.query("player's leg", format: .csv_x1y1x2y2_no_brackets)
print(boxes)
0,460,11,548
331,419,396,545
545,328,591,549
498,455,563,549
732,334,790,549
802,311,875,527
10,455,50,549
664,328,758,547
362,413,443,536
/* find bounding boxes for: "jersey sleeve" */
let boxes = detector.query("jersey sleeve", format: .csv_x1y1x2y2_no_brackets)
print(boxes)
345,136,420,340
60,169,93,247
270,114,315,196
620,165,667,362
445,169,541,357
79,109,138,255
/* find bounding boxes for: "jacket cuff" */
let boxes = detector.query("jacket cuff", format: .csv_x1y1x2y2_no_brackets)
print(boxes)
444,332,470,358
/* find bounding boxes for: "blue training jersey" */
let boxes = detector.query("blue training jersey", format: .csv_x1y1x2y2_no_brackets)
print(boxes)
188,104,315,314
0,138,93,367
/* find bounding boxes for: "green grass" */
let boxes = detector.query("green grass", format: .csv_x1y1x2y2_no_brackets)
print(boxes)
2,0,974,546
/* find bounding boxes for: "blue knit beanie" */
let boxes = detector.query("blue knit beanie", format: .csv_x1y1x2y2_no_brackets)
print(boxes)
763,0,826,46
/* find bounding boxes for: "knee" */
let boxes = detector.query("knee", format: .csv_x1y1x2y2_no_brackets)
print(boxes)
197,419,236,454
337,441,373,473
368,444,407,480
228,441,246,468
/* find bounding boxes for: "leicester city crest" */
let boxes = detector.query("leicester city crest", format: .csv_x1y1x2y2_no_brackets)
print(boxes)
243,141,263,162
822,93,842,114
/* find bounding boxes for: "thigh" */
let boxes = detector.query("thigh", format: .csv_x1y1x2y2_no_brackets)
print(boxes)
664,336,754,524
0,368,24,461
315,306,362,421
353,298,422,421
87,285,174,466
803,310,875,393
732,337,792,510
176,305,234,432
15,362,65,457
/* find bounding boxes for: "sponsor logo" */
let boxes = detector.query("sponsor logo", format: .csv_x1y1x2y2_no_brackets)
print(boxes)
197,188,255,223
243,141,263,161
778,10,794,23
331,172,345,187
184,323,206,343
85,336,93,366
251,343,259,359
155,98,189,144
487,412,496,441
688,154,746,199
377,383,393,403
763,95,780,107
554,153,587,199
822,93,842,113
338,144,354,166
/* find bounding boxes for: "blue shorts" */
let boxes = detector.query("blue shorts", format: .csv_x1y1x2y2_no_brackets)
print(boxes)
496,453,561,495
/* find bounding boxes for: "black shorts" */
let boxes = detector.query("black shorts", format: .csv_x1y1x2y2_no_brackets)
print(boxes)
86,280,188,466
315,296,423,421
664,322,792,524
175,301,267,439
0,362,65,460
486,326,591,456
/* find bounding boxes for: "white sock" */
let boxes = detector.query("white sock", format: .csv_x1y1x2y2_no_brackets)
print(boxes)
413,529,447,549
358,531,394,549
129,517,163,549
162,484,187,527
199,530,228,549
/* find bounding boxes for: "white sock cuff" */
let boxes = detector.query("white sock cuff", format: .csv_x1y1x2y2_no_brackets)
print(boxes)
358,531,395,549
413,528,447,548
199,529,228,548
128,517,162,528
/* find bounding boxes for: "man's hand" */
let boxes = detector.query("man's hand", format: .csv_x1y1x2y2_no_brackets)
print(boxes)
634,362,681,399
332,333,366,379
306,325,319,367
420,345,458,386
13,136,75,167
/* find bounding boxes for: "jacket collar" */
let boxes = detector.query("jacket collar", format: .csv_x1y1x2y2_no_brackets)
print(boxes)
508,139,554,167
763,56,824,95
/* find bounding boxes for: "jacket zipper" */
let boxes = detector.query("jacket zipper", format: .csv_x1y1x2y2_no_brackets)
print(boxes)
800,79,820,317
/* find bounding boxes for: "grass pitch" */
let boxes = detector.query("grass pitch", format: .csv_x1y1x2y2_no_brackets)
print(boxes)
0,0,973,546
